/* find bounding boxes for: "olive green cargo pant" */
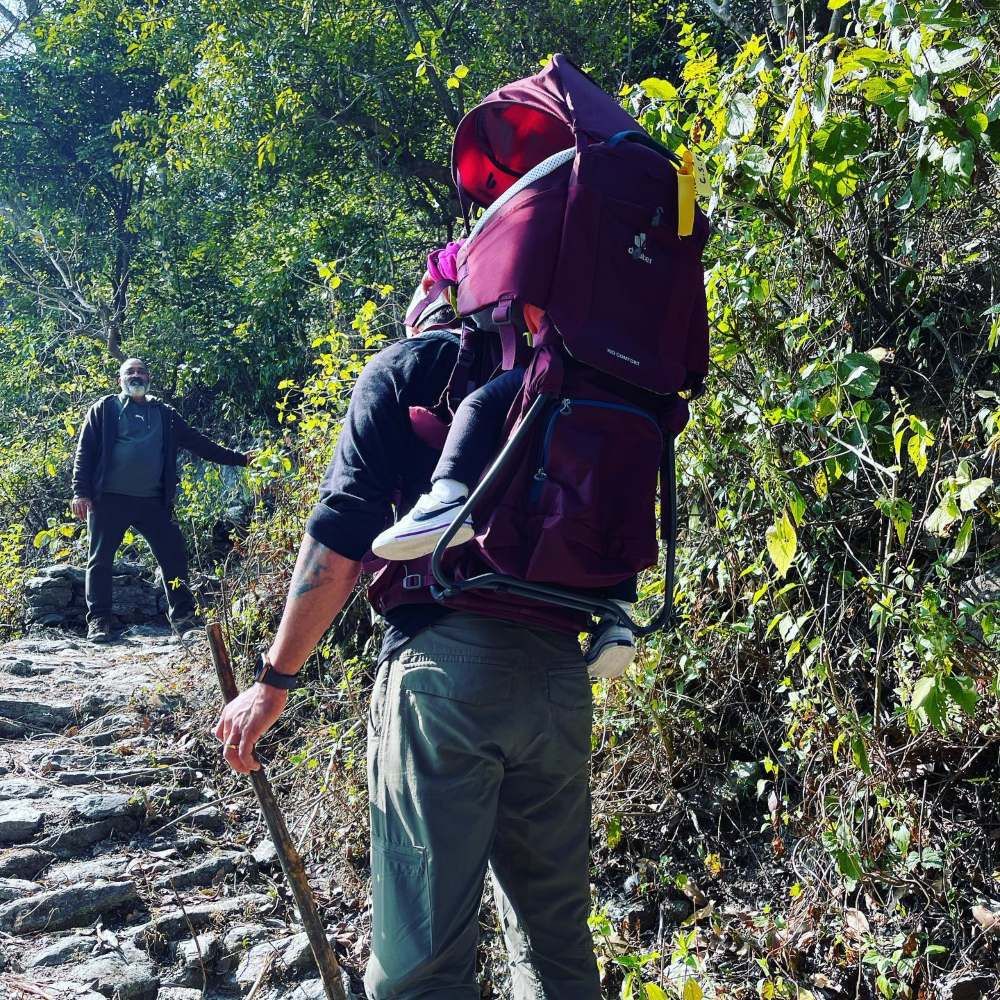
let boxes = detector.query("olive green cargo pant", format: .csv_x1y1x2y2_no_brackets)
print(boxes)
365,613,600,999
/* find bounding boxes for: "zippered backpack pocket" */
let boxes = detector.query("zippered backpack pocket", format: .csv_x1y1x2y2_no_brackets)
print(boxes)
515,397,661,587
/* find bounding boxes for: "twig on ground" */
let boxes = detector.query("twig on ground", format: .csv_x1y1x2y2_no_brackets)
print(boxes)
167,879,208,995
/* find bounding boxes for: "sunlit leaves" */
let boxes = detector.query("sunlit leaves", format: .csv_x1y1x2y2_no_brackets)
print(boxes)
640,77,677,102
926,463,992,538
726,93,756,138
860,76,904,104
836,352,880,398
908,73,933,123
921,41,982,76
875,497,913,545
946,516,973,565
894,416,934,476
446,64,469,89
682,981,703,1000
811,115,870,160
941,140,974,183
911,672,979,732
958,475,992,511
837,46,896,71
811,60,834,126
256,133,276,169
682,50,718,86
782,126,808,194
766,511,797,578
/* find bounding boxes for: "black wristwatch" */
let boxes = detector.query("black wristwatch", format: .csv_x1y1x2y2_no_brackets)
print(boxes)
254,652,301,690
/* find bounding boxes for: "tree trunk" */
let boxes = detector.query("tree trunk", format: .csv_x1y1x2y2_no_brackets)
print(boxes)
106,179,139,361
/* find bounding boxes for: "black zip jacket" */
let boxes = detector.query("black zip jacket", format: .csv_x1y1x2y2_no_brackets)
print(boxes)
72,394,247,506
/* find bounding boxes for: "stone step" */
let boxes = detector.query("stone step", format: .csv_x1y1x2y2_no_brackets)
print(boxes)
0,802,44,844
132,893,270,946
0,879,141,933
24,933,95,969
0,628,355,1000
33,816,139,855
152,851,243,892
0,696,77,730
56,766,197,786
0,877,41,902
0,847,54,879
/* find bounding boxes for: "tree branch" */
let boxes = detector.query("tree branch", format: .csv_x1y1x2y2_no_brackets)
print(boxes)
754,196,895,324
391,0,460,127
694,0,752,41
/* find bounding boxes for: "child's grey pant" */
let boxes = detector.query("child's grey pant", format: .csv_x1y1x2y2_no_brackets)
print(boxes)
364,613,601,1000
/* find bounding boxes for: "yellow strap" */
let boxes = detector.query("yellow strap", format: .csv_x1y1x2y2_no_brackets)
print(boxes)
676,149,695,237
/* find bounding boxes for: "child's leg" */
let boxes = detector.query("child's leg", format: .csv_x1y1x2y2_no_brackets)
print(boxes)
371,368,524,561
432,368,524,492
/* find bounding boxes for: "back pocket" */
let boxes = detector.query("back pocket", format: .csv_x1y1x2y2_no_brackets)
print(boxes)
547,663,592,710
399,649,512,705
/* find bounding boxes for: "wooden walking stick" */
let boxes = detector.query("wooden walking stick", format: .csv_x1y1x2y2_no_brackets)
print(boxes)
206,621,347,1000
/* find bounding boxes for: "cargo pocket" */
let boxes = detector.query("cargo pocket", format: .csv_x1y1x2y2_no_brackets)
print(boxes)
367,660,392,807
370,839,432,985
524,398,662,584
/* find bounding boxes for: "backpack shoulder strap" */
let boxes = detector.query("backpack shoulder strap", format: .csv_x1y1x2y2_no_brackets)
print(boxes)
492,294,521,371
445,322,480,413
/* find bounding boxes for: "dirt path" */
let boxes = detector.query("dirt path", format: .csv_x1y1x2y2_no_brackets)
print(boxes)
0,627,358,1000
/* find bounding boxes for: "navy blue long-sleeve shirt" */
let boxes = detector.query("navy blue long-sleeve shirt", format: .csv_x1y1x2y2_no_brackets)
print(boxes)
305,331,461,660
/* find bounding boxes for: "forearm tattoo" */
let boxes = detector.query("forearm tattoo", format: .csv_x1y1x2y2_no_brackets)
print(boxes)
290,538,330,598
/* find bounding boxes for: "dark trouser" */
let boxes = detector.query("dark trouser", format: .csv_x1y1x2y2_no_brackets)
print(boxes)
365,613,601,1000
85,493,194,625
433,368,524,487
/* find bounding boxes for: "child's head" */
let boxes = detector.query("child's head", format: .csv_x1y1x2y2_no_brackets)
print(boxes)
405,239,465,337
405,272,454,337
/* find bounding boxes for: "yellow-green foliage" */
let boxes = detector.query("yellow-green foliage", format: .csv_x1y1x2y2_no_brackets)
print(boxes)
0,523,26,639
0,0,997,993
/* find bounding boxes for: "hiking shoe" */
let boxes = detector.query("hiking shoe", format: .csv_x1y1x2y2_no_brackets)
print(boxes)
371,494,474,561
586,621,636,679
86,618,113,644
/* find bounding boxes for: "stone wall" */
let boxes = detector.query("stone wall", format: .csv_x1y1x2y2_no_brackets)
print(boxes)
24,564,167,630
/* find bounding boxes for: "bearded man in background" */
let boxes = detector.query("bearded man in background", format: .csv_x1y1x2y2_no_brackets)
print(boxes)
71,358,252,642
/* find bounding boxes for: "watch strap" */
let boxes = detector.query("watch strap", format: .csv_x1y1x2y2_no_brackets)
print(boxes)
255,652,300,690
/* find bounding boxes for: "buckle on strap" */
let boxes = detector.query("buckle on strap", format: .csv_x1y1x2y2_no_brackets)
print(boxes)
491,294,514,329
402,573,424,590
492,294,519,371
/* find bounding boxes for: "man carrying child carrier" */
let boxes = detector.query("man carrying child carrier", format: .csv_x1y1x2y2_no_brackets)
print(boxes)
215,56,708,999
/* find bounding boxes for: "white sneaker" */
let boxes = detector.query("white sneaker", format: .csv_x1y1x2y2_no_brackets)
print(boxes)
371,494,474,561
586,622,636,679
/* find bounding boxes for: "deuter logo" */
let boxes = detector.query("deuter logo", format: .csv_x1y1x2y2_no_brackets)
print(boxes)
627,232,653,264
607,348,640,367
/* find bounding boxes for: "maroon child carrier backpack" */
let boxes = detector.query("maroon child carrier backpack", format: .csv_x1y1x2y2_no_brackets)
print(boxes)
368,55,710,636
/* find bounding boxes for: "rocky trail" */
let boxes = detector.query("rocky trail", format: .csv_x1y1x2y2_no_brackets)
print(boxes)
0,628,361,1000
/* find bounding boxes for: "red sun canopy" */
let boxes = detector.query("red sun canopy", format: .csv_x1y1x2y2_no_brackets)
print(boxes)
452,54,644,208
